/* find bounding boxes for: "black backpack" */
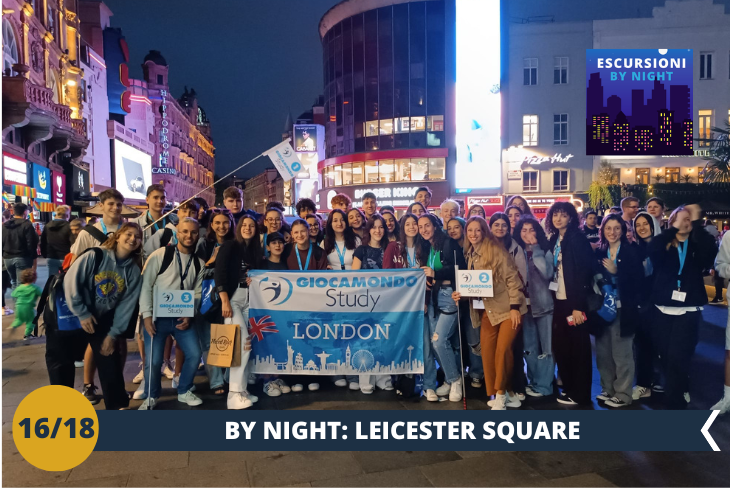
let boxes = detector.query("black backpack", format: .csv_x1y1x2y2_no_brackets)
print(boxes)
159,227,175,248
81,226,109,245
156,245,201,278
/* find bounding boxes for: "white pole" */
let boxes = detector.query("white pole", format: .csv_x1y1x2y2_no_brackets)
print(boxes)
454,251,467,410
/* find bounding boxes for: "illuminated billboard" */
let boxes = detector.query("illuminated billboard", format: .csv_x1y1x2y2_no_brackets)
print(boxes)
113,139,152,201
293,124,325,180
454,0,501,191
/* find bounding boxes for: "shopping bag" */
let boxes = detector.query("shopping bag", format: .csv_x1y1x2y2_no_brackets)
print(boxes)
207,323,241,368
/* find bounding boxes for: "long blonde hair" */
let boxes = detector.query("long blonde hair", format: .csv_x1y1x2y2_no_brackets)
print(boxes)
101,222,143,269
463,216,510,275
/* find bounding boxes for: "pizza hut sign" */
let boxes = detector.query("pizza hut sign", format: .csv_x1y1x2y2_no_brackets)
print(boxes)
523,153,574,165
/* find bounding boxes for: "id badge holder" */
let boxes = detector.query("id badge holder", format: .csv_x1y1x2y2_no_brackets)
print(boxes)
672,290,687,302
473,299,485,310
549,281,559,292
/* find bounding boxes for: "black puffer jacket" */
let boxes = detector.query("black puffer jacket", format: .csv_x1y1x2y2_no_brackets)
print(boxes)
41,219,72,259
2,218,38,259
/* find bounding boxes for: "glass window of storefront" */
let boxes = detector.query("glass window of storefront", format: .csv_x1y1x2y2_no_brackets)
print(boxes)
322,157,445,188
323,2,446,158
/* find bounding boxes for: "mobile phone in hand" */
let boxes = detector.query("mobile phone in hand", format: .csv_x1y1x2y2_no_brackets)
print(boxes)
566,312,587,325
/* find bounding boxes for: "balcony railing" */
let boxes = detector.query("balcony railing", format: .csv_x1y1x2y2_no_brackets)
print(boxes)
53,103,72,124
71,118,87,138
3,76,55,112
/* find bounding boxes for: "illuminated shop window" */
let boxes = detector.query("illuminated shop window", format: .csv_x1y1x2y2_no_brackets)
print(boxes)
411,158,428,180
410,116,426,132
395,159,410,181
394,117,410,133
635,168,650,185
342,163,353,185
352,162,364,184
665,167,680,183
333,165,343,186
365,121,379,137
378,160,395,183
365,160,379,183
380,119,394,135
427,115,444,131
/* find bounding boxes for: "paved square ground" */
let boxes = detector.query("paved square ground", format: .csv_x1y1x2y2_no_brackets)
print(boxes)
2,262,728,486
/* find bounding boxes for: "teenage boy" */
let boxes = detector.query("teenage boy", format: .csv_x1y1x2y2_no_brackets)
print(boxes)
361,192,377,219
330,193,352,212
2,203,38,288
262,232,287,270
296,198,317,219
223,186,246,222
69,188,124,405
132,184,178,246
71,189,124,257
138,218,205,410
415,186,432,209
143,200,199,257
41,205,72,277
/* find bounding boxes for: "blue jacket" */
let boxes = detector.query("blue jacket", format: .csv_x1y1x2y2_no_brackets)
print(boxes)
524,245,554,318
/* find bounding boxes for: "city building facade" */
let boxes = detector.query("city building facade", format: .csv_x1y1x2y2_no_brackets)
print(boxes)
503,0,730,216
243,168,284,215
2,0,90,218
317,0,454,213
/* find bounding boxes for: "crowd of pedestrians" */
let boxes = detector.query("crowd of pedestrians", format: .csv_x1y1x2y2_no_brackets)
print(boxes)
2,185,728,414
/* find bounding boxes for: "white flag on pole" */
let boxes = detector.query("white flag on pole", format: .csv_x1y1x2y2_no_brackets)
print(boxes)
263,139,301,182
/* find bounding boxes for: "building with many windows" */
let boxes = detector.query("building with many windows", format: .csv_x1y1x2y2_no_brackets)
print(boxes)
317,0,453,211
504,0,730,213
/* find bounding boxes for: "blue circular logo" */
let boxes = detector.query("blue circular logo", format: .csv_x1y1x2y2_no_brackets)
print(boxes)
479,272,490,283
291,162,301,172
181,292,193,303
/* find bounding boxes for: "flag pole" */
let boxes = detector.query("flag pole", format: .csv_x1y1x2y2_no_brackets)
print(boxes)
143,150,269,232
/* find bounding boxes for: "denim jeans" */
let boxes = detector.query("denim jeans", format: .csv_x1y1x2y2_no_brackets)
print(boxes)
143,317,201,399
225,287,251,393
196,318,226,390
522,310,555,396
47,258,63,278
425,286,461,386
4,258,32,288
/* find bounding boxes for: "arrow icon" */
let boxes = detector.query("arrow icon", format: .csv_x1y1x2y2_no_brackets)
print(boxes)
701,410,720,451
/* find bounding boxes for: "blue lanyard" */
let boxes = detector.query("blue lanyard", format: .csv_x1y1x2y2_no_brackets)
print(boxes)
296,245,313,270
334,241,347,270
607,244,620,262
428,248,437,269
407,247,416,268
676,240,687,290
100,220,108,236
175,248,194,290
147,211,164,233
263,233,269,258
553,238,561,269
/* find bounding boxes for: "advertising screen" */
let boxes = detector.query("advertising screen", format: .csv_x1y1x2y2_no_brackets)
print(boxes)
2,153,28,186
454,0,501,191
293,124,324,180
32,163,51,202
113,139,152,200
52,171,66,205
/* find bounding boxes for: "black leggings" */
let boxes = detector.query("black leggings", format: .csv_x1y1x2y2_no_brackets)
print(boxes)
45,317,129,410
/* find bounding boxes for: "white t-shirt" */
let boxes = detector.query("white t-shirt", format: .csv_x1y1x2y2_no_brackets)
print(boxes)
555,235,567,300
325,237,361,270
71,221,119,256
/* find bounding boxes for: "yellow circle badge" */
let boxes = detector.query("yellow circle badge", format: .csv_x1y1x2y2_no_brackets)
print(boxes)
12,385,99,471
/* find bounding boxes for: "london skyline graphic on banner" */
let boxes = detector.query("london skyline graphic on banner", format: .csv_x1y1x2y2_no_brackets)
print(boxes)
586,49,693,156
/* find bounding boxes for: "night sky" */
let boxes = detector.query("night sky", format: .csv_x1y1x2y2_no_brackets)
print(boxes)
103,0,730,180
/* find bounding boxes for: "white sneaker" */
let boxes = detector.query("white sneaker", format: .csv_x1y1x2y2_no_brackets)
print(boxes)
515,392,526,402
710,396,730,414
525,385,544,398
133,379,147,400
449,378,463,402
162,362,174,380
488,393,521,408
138,397,157,410
132,368,144,384
596,391,611,401
264,381,282,397
376,376,394,391
360,384,374,394
684,392,691,404
243,390,258,403
227,392,253,410
3,307,13,315
632,385,651,400
248,373,257,385
425,389,438,402
348,381,360,390
74,361,84,368
491,393,507,410
172,375,180,389
334,378,347,387
178,390,203,406
291,383,304,392
435,382,451,396
308,383,320,391
273,379,291,393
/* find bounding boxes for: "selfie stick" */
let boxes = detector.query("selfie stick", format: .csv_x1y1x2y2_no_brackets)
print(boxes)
454,251,467,411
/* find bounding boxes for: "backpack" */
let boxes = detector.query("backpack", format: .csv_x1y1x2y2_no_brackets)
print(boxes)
156,245,201,278
159,227,175,248
38,247,104,334
82,226,109,245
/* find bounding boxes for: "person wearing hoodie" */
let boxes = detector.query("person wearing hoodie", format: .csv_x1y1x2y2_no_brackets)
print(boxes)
2,203,39,288
711,230,730,414
648,204,717,409
54,222,144,410
130,184,178,253
41,206,72,277
143,200,199,257
631,211,662,401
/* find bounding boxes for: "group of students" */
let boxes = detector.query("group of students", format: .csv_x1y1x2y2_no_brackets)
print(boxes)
8,181,726,413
